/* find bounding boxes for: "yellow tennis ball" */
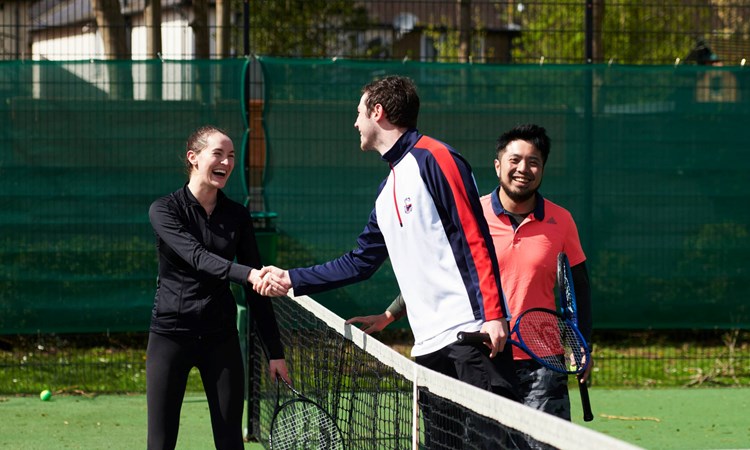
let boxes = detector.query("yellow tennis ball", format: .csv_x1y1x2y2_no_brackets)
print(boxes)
40,389,52,401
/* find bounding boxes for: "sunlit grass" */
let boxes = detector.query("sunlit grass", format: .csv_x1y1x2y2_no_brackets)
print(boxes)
1,330,749,394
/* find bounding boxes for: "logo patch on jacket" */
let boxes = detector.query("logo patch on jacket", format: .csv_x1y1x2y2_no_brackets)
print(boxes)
404,197,413,214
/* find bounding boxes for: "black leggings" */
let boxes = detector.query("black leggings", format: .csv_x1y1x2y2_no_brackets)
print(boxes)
146,332,244,450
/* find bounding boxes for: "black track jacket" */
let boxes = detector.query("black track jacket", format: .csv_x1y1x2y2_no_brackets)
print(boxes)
148,184,284,359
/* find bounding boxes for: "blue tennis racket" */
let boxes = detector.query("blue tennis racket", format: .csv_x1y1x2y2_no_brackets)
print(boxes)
558,251,594,422
457,306,590,376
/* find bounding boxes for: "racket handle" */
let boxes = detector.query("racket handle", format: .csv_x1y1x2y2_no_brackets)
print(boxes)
456,331,491,344
578,375,594,422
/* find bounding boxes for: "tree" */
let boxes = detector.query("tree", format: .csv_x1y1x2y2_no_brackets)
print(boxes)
216,0,231,58
91,0,130,59
513,0,713,65
248,0,370,58
457,0,471,63
91,0,133,99
144,0,162,100
191,0,210,59
144,0,161,58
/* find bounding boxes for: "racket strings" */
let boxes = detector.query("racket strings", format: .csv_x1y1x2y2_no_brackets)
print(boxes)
271,400,343,449
517,310,588,373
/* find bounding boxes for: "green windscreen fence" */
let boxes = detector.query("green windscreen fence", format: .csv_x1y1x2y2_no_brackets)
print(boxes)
0,60,248,333
1,58,748,333
258,57,750,330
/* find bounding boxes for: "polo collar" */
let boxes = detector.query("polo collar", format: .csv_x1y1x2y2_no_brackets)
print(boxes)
490,188,546,221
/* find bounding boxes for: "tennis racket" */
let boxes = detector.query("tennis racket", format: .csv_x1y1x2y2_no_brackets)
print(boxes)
558,251,594,422
456,307,590,376
268,378,344,450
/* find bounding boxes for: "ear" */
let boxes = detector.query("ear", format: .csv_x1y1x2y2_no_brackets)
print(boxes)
494,158,501,177
187,151,198,169
370,103,384,121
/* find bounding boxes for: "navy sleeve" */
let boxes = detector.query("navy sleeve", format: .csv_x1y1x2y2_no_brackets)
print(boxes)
572,262,592,345
289,207,389,296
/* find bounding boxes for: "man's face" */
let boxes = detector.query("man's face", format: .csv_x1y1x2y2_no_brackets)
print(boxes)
354,93,377,152
495,139,544,203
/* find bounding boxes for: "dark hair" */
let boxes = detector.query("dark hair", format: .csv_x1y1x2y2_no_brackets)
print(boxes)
361,75,419,129
495,124,551,165
184,125,228,176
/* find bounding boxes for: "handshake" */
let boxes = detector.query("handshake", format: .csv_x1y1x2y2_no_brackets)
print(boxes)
248,266,292,297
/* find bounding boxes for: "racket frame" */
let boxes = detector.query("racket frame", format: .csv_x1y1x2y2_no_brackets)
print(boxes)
268,378,344,450
457,306,590,375
557,251,595,422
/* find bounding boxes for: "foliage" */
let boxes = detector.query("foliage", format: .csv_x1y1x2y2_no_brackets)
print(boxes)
246,0,371,58
1,330,749,394
512,0,718,64
0,334,203,394
512,0,586,64
602,0,710,65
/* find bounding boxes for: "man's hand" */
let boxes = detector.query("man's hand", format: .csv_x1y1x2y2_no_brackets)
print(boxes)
579,354,594,383
346,311,396,334
269,358,290,384
479,319,509,358
253,265,292,297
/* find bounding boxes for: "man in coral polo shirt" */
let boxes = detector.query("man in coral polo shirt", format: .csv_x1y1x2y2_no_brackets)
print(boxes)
348,124,593,420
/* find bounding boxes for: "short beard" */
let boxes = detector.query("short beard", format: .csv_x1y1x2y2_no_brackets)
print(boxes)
500,183,539,204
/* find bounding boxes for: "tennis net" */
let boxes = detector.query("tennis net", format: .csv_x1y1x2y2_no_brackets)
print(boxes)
246,293,641,450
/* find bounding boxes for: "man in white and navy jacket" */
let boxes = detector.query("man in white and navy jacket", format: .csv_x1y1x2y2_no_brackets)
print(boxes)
257,75,520,402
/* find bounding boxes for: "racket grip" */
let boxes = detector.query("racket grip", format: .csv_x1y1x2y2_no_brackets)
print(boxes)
456,331,491,344
578,375,594,422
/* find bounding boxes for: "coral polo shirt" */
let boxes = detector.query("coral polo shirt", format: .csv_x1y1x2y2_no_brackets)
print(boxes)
480,188,586,360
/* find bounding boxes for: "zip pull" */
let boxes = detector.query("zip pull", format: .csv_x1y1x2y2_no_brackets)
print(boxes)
390,163,403,227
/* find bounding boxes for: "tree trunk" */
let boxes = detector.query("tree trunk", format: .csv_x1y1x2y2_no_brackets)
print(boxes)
457,0,471,63
191,0,210,59
593,0,604,63
144,0,162,100
144,0,161,58
91,0,132,99
91,0,130,59
216,0,231,58
191,0,211,102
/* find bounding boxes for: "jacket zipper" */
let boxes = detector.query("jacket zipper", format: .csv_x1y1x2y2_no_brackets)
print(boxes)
390,163,403,227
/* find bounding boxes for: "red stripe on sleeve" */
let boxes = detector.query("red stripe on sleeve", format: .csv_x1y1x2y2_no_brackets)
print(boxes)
416,136,504,320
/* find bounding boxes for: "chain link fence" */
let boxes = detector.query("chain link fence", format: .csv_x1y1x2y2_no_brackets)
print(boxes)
2,1,749,64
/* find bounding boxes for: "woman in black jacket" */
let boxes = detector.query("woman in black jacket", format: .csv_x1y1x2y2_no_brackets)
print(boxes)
147,125,288,449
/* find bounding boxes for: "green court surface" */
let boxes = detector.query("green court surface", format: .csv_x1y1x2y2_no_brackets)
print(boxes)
1,388,748,449
578,387,750,450
0,393,264,450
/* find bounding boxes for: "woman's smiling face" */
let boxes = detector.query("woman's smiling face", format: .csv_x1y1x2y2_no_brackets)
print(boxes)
187,131,235,189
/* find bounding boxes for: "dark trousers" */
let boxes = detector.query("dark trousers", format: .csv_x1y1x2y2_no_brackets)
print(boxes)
415,340,522,449
515,358,571,421
416,340,521,402
146,331,245,450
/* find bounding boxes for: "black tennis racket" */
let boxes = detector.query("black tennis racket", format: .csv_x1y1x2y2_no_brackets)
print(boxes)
457,307,590,376
558,251,594,422
269,378,344,450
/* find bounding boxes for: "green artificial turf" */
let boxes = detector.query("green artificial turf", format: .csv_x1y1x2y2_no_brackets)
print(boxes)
0,393,264,450
573,386,750,449
1,387,748,449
